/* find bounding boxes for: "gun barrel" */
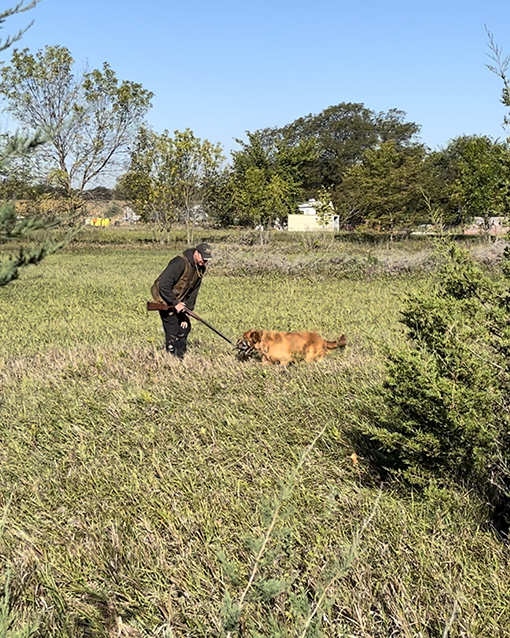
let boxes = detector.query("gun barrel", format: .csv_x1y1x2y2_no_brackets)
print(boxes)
146,301,233,345
184,306,233,345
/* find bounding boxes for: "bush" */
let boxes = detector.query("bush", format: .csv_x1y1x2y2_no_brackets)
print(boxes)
361,238,510,529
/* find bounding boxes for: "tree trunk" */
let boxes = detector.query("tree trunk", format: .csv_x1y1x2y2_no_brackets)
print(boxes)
186,224,193,247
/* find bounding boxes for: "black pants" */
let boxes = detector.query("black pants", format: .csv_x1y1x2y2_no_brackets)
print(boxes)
159,310,191,358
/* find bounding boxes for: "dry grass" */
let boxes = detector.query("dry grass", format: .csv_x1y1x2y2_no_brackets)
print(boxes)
0,239,509,637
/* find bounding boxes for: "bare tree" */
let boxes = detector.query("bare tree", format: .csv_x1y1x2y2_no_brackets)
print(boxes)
0,45,153,198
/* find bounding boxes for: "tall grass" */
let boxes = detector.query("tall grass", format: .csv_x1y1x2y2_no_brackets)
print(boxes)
0,239,509,636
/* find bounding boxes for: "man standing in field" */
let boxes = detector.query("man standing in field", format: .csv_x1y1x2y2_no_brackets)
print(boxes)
151,243,213,358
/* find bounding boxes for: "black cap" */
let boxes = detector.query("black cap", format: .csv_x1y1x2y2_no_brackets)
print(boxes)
196,242,213,261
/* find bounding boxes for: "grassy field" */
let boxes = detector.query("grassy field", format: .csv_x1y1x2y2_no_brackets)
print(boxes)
1,234,509,637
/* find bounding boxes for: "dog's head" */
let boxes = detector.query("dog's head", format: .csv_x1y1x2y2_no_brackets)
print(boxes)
236,330,263,359
242,329,263,345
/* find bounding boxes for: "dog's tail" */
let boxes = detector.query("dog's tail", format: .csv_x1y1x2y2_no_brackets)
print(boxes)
325,335,347,350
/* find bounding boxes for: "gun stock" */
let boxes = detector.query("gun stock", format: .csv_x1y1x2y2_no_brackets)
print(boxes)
146,301,200,318
147,301,172,311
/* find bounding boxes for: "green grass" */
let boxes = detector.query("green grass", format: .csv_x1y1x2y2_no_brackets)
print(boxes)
0,245,410,357
0,241,509,637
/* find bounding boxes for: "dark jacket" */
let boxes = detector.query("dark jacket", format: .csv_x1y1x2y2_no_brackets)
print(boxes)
157,248,205,311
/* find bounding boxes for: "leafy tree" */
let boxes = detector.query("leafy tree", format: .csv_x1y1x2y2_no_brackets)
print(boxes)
121,127,224,244
447,136,510,229
314,185,335,236
0,171,37,201
258,103,421,196
0,45,153,201
233,168,296,243
339,140,429,229
420,136,510,230
117,127,177,240
0,130,50,202
232,129,317,196
204,167,237,227
421,148,468,227
228,131,308,235
165,129,225,244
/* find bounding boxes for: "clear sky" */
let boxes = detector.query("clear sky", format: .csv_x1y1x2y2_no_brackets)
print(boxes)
4,0,510,161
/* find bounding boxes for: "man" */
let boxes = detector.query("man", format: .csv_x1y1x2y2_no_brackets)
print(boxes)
151,242,213,358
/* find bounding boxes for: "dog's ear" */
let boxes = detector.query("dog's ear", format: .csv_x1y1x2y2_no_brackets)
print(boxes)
244,329,262,344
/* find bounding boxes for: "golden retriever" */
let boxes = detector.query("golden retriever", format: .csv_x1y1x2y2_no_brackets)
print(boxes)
238,329,347,365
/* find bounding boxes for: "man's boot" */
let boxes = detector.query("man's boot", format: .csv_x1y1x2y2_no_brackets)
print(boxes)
166,337,187,359
173,338,187,359
165,336,177,357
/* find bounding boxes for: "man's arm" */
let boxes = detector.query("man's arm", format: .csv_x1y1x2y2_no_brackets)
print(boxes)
158,256,185,306
184,277,202,311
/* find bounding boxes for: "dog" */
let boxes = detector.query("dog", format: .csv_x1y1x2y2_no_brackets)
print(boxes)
237,329,347,365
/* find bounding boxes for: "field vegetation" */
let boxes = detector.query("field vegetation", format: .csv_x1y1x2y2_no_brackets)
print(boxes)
1,230,510,637
1,7,510,637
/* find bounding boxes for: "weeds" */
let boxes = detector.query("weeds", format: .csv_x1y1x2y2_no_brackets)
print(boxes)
220,426,331,637
0,239,509,636
0,501,39,638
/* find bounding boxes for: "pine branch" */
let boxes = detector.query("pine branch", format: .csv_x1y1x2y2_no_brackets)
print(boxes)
0,1,42,54
223,425,327,638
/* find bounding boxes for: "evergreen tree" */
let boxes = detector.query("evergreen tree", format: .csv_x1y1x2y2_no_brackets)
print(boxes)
0,0,76,287
360,238,510,528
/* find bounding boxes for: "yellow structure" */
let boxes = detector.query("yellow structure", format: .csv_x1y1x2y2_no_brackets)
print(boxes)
88,217,111,227
287,214,338,232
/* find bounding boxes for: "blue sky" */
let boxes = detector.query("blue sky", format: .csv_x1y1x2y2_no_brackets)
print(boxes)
4,0,510,161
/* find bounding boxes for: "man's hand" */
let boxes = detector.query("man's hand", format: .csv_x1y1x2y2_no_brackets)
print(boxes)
180,320,189,329
174,302,186,313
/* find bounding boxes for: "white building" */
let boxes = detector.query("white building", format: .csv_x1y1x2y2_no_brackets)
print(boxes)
298,199,319,216
464,217,509,236
122,206,141,223
288,199,339,232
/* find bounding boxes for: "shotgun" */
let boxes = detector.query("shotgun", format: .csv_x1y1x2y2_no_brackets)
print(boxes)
146,301,234,345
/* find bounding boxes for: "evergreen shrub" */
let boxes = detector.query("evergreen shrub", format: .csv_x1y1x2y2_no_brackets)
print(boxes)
361,238,510,526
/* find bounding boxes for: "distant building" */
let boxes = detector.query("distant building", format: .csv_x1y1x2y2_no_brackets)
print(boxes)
85,217,111,227
298,199,319,215
122,206,141,223
464,217,509,236
288,199,339,232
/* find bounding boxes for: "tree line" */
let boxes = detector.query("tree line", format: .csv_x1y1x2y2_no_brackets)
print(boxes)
1,14,510,238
